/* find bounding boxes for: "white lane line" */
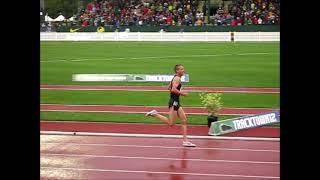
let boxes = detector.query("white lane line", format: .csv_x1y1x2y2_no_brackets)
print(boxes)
40,87,279,93
40,85,279,89
40,131,280,141
40,104,277,110
41,142,279,152
40,166,280,179
41,153,279,164
41,52,277,63
40,109,255,116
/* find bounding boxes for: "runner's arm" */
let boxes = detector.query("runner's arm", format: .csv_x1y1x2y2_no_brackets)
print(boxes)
170,77,188,96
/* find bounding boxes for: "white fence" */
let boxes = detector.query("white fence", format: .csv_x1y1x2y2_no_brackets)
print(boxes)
233,32,279,41
40,32,279,42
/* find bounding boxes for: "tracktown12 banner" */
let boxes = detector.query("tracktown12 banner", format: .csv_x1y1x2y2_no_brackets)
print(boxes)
208,111,280,136
72,74,190,82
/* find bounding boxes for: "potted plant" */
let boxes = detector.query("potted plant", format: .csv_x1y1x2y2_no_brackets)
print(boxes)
199,93,223,128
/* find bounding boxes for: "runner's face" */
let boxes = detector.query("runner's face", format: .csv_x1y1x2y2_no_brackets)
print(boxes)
176,66,185,76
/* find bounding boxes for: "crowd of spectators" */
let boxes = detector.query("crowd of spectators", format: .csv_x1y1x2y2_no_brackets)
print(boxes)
76,0,279,27
211,0,280,26
77,0,205,27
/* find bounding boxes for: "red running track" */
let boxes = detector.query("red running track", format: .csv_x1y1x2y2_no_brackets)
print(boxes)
40,104,278,116
41,121,280,138
41,135,279,180
41,84,279,94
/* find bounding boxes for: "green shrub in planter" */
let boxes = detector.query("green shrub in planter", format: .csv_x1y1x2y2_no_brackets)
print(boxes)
199,93,223,128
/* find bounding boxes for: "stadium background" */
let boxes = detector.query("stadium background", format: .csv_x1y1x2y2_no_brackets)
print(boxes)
40,0,279,126
40,1,280,179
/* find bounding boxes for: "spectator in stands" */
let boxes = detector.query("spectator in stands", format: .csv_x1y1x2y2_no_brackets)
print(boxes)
166,14,172,25
258,17,263,24
230,17,237,26
82,20,89,27
195,18,202,26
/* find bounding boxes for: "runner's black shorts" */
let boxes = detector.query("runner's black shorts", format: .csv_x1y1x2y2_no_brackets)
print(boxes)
168,98,181,111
